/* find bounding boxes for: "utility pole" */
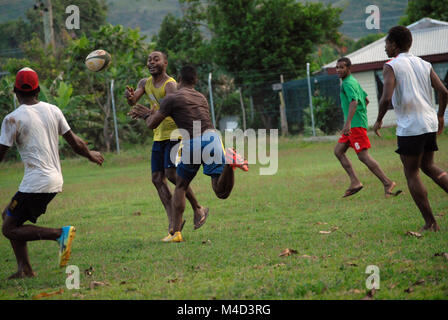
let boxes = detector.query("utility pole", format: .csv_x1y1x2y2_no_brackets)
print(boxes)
306,63,316,136
42,0,56,55
279,74,289,136
238,87,247,131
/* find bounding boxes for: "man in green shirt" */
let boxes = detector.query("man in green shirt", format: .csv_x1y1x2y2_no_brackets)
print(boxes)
334,57,401,198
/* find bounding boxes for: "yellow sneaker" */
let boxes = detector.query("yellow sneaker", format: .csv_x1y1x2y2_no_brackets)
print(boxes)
161,233,173,242
163,231,184,243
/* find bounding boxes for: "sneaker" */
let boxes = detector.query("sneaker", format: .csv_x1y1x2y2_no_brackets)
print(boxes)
57,226,76,267
161,233,173,242
162,231,184,243
226,148,249,171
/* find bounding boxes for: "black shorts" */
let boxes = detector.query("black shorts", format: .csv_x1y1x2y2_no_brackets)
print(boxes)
5,192,57,225
396,132,438,156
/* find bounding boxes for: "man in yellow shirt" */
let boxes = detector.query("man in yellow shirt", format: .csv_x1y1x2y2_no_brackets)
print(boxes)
125,51,208,239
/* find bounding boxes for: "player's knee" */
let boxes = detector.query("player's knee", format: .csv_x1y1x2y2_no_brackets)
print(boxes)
164,169,177,184
151,172,165,187
216,190,231,199
2,223,13,240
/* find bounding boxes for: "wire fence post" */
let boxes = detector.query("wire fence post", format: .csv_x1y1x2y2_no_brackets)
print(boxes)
306,63,316,136
208,72,216,128
110,79,120,154
238,87,247,131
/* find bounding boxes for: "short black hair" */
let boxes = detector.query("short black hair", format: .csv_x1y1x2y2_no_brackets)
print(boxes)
337,57,352,68
179,65,197,85
386,26,412,52
151,50,168,61
13,86,40,97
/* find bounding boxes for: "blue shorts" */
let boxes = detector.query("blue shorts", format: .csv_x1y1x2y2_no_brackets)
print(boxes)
151,140,181,173
176,131,226,182
5,191,57,225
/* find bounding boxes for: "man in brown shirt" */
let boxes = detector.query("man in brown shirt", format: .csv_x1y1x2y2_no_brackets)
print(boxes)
130,65,248,242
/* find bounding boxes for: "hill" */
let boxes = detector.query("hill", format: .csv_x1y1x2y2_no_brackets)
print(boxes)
1,0,408,39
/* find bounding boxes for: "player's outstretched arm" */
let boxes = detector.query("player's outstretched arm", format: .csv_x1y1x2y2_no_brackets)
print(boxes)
125,78,147,106
63,130,104,165
0,144,9,162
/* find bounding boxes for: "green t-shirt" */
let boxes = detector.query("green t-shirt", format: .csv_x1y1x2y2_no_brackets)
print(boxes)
340,74,368,129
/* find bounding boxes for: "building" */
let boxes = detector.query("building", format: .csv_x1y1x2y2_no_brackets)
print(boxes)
321,18,448,127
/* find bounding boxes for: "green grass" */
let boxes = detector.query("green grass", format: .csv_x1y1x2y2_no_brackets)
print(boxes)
0,129,447,300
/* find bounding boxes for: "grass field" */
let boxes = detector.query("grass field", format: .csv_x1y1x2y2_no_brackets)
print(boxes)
0,129,447,300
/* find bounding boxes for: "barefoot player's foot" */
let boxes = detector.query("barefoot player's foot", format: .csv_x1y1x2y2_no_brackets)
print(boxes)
420,223,440,232
194,207,209,230
384,181,402,198
342,184,363,198
7,270,36,280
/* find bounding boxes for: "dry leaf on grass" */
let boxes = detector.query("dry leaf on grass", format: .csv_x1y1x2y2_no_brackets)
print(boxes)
72,293,85,298
279,248,298,257
435,212,446,218
319,231,332,234
89,281,107,290
349,289,362,294
84,266,94,276
315,222,328,225
274,263,286,268
201,240,212,245
132,211,142,216
346,262,358,267
361,289,376,300
167,278,178,283
404,287,414,293
434,252,448,260
406,231,422,238
413,279,425,286
388,283,397,289
32,289,63,300
331,226,339,232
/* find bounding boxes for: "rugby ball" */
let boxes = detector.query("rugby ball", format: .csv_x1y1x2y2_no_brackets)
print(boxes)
85,49,111,72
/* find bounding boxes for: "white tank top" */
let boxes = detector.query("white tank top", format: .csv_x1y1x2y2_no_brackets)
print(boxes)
386,53,437,136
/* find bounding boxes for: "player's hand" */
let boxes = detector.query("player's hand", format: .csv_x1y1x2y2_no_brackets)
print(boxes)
89,151,104,166
437,115,444,135
373,120,382,137
342,123,351,136
125,86,135,101
128,103,151,120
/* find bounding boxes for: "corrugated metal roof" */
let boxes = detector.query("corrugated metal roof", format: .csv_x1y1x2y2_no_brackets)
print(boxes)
323,19,448,69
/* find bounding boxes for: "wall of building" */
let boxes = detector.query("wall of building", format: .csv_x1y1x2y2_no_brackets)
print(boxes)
351,71,397,127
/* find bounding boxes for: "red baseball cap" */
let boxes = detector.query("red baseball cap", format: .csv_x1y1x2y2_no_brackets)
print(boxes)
14,67,39,92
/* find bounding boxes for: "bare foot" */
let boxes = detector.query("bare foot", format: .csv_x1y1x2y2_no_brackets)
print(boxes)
343,184,363,198
384,181,402,198
420,223,440,232
194,207,209,230
8,270,36,280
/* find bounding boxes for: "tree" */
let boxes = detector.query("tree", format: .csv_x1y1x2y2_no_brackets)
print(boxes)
399,0,448,26
205,0,343,128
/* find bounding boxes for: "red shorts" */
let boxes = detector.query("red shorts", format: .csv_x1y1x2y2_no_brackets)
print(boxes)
338,127,371,154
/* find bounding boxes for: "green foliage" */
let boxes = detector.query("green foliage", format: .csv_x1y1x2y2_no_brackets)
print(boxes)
399,0,448,26
1,24,152,152
302,96,343,135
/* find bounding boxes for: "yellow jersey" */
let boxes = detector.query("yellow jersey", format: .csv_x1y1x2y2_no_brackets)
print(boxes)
144,76,180,141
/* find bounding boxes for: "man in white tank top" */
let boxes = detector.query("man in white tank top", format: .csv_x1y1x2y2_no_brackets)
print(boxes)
373,26,448,232
0,68,104,279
